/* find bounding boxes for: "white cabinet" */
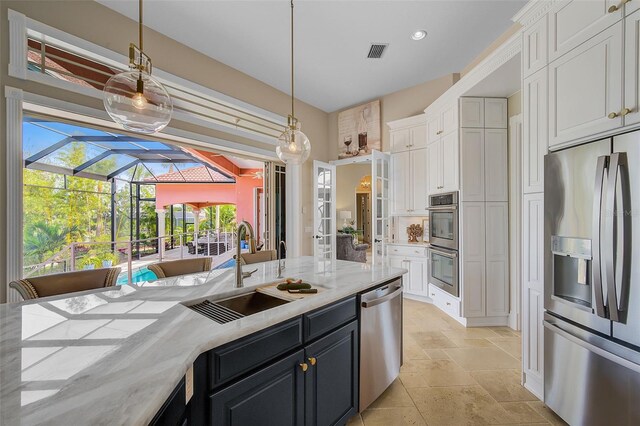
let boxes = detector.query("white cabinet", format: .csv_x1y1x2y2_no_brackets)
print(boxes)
461,202,486,318
460,98,484,128
523,15,548,77
427,114,441,144
390,128,411,153
484,99,508,129
548,0,622,62
428,131,458,195
523,67,548,193
389,244,429,298
411,148,429,213
407,259,428,296
486,202,509,317
624,9,640,126
410,125,428,150
549,21,624,147
429,284,461,318
427,141,440,195
460,128,485,202
391,151,410,214
441,103,458,135
485,129,508,202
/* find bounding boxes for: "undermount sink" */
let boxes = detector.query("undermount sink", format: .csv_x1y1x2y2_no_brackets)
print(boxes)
216,292,290,316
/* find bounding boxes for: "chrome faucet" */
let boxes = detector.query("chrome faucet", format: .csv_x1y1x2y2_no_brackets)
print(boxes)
235,221,255,288
277,241,287,278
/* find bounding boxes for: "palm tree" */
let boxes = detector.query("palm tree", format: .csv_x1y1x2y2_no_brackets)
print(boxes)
24,221,78,263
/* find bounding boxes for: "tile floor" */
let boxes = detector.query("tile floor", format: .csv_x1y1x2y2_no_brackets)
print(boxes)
348,299,567,426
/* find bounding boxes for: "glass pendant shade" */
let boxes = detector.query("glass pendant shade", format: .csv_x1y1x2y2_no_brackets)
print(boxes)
103,70,172,134
276,120,311,165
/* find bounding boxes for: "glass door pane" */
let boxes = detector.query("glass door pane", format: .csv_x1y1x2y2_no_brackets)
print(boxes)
371,150,390,265
313,161,336,260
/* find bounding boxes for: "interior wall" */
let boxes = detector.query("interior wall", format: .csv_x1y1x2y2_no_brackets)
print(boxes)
0,0,332,300
336,164,371,227
508,90,522,118
327,74,459,159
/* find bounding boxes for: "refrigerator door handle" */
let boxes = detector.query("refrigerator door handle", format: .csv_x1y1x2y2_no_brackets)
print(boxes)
592,155,609,318
605,152,632,323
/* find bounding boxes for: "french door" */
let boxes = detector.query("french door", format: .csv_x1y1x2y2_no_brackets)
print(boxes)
371,150,390,265
313,161,337,260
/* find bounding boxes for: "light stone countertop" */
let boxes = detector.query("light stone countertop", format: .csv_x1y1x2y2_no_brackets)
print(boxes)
0,257,405,425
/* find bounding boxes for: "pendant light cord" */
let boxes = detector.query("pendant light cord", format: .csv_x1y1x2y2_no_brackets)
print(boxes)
290,0,295,122
139,0,144,52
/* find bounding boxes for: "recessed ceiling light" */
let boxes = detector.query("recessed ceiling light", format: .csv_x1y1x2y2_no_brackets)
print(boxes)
411,30,427,41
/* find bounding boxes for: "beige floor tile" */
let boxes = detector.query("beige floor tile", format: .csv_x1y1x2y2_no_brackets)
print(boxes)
408,385,514,425
526,401,568,425
448,337,496,348
411,331,458,349
404,340,430,360
445,347,520,371
368,379,415,409
487,327,520,338
361,407,426,426
500,402,548,423
400,359,477,388
470,370,537,402
423,349,450,359
488,337,522,360
347,413,364,425
442,328,501,339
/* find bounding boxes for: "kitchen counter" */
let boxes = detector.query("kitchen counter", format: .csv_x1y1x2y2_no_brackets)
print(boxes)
0,257,405,425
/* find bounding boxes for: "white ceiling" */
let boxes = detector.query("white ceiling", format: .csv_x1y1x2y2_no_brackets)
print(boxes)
98,0,527,112
227,155,264,169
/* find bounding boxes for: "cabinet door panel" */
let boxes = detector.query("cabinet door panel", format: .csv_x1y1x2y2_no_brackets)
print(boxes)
305,321,359,426
549,0,622,61
441,103,458,135
485,129,509,202
460,129,485,202
391,129,411,153
411,148,429,213
407,259,427,296
486,202,509,317
427,115,441,144
523,16,548,77
461,202,486,317
624,10,640,126
523,68,548,193
460,98,485,128
210,350,305,426
549,22,623,147
427,141,441,194
391,152,410,214
410,125,428,150
484,98,508,129
441,132,459,192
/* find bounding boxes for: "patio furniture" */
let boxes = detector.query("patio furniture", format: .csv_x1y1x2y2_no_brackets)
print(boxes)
147,258,212,278
187,241,205,255
200,242,226,256
337,234,369,263
238,250,277,265
9,267,121,301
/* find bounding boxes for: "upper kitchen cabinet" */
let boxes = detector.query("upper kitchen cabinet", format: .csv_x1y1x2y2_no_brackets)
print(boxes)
484,129,508,201
460,98,485,128
549,22,623,147
624,9,640,126
523,67,548,194
410,125,428,150
548,0,622,62
523,15,548,77
484,99,508,129
390,128,411,153
427,103,458,144
389,115,426,153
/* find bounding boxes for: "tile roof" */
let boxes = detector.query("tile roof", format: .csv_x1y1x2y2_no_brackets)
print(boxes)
148,165,235,183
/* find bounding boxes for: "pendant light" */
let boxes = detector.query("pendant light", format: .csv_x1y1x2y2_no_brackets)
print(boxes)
103,0,172,134
276,0,311,165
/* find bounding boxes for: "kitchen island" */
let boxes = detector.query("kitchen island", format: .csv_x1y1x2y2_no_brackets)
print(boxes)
0,257,405,425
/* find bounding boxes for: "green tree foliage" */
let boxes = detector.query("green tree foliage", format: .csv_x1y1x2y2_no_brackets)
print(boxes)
24,221,78,263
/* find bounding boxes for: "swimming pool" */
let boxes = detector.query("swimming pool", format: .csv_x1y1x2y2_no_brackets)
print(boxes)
117,267,157,284
215,258,236,269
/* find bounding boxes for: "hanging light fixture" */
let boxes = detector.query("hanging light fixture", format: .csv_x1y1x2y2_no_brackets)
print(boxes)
276,0,311,165
103,0,172,134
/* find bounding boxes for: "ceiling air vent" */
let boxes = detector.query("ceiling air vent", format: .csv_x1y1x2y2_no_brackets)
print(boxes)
367,43,388,59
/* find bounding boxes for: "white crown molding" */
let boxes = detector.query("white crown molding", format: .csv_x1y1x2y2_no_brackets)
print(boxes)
512,0,555,27
425,30,523,115
387,113,426,130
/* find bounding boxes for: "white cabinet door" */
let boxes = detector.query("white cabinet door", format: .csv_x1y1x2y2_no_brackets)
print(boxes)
411,148,429,213
624,9,640,126
391,151,410,214
523,15,548,77
426,115,441,144
441,131,459,193
460,128,485,202
390,128,411,153
523,67,548,194
485,129,509,202
548,0,622,62
549,22,623,147
410,125,428,150
407,259,428,296
427,140,441,194
460,98,484,128
522,193,545,398
484,98,508,129
441,103,458,135
461,202,486,318
486,202,509,317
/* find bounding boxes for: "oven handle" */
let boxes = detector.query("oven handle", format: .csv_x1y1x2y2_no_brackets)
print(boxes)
428,247,458,258
427,205,458,211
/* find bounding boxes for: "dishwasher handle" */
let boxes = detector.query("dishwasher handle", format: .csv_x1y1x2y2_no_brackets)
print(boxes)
361,286,403,308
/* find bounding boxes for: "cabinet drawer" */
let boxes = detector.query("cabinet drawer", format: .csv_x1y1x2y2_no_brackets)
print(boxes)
304,297,357,342
428,284,460,318
209,317,303,388
387,245,428,257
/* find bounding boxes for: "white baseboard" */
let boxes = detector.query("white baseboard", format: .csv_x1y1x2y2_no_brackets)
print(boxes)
508,311,520,331
403,293,433,304
523,372,544,401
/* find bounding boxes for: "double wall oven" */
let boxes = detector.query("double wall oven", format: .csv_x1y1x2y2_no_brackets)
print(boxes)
427,192,459,297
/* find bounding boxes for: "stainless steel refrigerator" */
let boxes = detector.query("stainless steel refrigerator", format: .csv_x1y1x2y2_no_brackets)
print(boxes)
544,133,640,425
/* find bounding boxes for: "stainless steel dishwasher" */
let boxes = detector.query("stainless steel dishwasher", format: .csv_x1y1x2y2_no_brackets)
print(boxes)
359,279,403,411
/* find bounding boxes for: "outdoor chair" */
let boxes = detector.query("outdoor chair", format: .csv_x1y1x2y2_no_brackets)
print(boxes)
9,267,121,301
147,257,212,278
238,250,278,265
